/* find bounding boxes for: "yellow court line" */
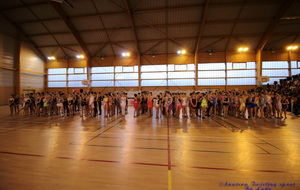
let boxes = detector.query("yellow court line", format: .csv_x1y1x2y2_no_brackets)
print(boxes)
168,170,172,190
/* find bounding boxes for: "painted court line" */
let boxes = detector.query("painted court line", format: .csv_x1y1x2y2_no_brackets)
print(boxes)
0,150,299,174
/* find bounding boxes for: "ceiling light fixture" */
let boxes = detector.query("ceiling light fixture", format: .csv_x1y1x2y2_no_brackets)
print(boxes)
177,50,186,55
287,45,298,51
122,52,130,57
47,56,56,60
76,55,84,59
238,47,249,52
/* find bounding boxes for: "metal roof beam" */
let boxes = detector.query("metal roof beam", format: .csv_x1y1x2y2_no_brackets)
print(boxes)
256,0,295,52
0,13,46,62
92,17,127,57
91,0,115,57
38,32,300,48
125,0,140,55
48,0,90,58
14,0,284,25
0,2,48,12
134,15,193,53
195,0,209,54
24,18,273,36
199,37,226,51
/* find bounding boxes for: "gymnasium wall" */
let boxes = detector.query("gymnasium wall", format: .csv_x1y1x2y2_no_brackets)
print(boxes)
0,33,17,105
45,50,300,94
20,42,44,94
0,15,45,105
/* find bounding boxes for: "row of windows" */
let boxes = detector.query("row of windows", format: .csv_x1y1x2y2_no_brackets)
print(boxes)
47,62,300,87
48,70,260,81
48,78,258,87
48,62,300,75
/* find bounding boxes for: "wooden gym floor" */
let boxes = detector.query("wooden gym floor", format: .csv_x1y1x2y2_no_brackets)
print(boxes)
0,106,299,190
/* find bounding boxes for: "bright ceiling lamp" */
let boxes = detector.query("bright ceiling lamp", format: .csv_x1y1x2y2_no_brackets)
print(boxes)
76,55,84,59
287,45,298,50
47,56,56,60
177,50,186,55
238,47,249,52
122,52,130,57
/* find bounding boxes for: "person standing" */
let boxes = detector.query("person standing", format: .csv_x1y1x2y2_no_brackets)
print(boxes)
133,94,139,117
147,92,153,117
8,95,14,116
94,92,98,117
98,92,102,115
14,94,19,115
89,93,95,118
120,93,127,116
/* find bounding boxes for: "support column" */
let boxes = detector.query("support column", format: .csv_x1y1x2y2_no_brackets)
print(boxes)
255,50,262,86
15,32,21,96
138,55,141,91
66,59,69,92
87,56,91,91
225,51,227,91
288,51,292,77
44,65,47,92
113,56,116,92
195,52,198,91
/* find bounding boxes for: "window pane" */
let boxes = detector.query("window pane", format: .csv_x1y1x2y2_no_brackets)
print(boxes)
292,69,300,75
68,68,74,74
115,66,122,72
168,71,195,78
91,81,113,87
48,68,66,74
298,61,300,68
48,75,66,81
74,68,84,73
198,71,225,78
175,64,187,71
91,67,114,73
227,70,256,77
68,74,87,80
233,63,246,69
227,62,232,70
168,64,174,71
227,78,256,85
48,81,66,87
262,69,289,77
91,74,114,80
247,62,256,69
134,66,138,72
198,79,225,86
291,61,297,69
68,81,86,87
115,80,138,87
198,63,225,70
141,65,166,72
141,80,167,86
168,79,195,86
141,72,167,79
123,66,134,72
262,78,285,85
115,73,138,79
187,64,195,71
262,61,288,69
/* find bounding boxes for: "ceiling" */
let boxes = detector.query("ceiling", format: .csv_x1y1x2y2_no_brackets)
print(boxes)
0,0,300,59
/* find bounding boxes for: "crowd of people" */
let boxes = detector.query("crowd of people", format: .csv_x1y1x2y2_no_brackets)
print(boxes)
8,74,300,120
8,92,128,118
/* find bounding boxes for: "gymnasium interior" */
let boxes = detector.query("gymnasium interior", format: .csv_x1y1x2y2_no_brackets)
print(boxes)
0,0,300,189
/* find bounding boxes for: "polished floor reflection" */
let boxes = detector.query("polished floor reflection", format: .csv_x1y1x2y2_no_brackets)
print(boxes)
0,106,299,190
